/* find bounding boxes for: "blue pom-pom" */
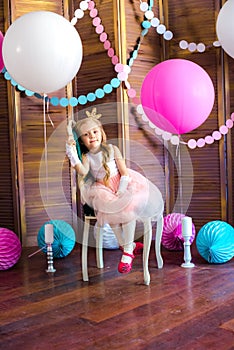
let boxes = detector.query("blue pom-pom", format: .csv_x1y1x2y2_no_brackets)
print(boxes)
38,220,76,258
196,220,234,264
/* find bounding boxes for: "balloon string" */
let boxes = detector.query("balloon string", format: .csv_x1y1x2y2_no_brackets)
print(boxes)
28,245,47,258
176,140,184,214
43,94,48,203
46,98,54,128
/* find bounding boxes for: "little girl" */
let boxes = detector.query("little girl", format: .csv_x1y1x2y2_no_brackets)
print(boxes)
66,109,164,274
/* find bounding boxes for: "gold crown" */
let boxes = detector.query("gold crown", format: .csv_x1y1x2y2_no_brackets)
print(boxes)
85,107,102,119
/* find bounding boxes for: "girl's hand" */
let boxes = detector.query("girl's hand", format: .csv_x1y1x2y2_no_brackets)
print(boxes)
116,175,129,196
66,139,76,146
66,142,80,167
67,119,75,134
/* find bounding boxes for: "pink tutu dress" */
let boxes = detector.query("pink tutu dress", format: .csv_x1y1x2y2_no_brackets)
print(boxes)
80,144,164,225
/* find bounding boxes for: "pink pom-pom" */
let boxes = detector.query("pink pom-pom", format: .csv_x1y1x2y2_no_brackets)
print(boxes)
205,135,214,144
187,139,197,149
0,228,22,270
92,17,101,26
114,63,124,73
95,24,104,34
127,88,137,98
226,119,233,128
89,8,98,18
117,71,128,81
212,131,222,140
99,32,107,43
88,1,95,10
107,48,114,58
196,138,205,148
162,213,196,251
104,40,111,50
219,125,228,135
111,56,119,65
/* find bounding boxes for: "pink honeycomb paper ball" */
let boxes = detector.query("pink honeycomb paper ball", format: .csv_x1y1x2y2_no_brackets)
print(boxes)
0,227,22,270
162,213,196,251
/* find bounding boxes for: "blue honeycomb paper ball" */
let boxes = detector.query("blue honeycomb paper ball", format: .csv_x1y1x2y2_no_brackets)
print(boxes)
38,220,76,258
196,220,234,264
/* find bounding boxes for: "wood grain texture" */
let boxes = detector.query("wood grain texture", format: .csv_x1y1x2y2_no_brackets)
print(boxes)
0,244,234,350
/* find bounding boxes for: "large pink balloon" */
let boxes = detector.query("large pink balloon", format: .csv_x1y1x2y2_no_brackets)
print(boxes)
0,31,4,72
141,59,215,134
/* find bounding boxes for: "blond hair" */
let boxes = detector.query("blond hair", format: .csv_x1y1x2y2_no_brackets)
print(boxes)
74,118,111,186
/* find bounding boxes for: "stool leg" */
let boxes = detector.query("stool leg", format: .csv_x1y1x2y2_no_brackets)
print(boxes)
82,216,90,281
155,214,163,269
143,218,152,285
96,224,104,268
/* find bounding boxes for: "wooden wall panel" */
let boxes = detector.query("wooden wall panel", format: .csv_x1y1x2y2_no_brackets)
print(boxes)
227,55,234,226
0,0,233,247
4,0,74,246
73,0,167,235
126,0,161,97
164,0,233,229
0,73,16,231
124,0,166,207
74,0,119,142
0,1,18,233
72,0,124,225
18,94,73,246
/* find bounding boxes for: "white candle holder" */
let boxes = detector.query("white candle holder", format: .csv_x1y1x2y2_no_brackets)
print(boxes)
45,224,56,273
181,216,195,268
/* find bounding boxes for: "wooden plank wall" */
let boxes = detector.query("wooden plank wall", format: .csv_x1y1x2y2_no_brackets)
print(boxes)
164,0,233,228
0,0,125,246
227,54,234,225
69,0,121,237
0,0,74,246
0,0,16,232
0,0,233,247
124,0,166,205
74,0,119,140
122,0,233,230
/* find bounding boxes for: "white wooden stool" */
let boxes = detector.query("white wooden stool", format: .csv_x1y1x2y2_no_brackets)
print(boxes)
82,214,163,285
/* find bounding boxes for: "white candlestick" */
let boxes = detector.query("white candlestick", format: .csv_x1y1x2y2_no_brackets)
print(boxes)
181,216,195,268
45,224,54,244
44,224,56,273
182,216,192,237
45,243,56,273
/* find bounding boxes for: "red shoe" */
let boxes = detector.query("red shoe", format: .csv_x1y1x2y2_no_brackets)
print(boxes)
119,242,143,256
118,252,135,274
133,242,143,256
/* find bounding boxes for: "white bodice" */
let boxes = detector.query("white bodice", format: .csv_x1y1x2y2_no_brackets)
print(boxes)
86,144,119,180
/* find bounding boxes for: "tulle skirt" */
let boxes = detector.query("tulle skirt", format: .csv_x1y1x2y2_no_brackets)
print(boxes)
80,169,164,225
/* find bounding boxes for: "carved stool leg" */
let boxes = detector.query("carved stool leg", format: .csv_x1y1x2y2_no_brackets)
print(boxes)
143,219,152,285
96,224,104,269
82,216,90,281
155,214,163,269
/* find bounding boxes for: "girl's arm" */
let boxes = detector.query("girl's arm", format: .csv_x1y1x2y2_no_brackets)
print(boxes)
66,120,89,176
113,145,129,195
66,142,89,176
74,154,90,176
113,145,129,176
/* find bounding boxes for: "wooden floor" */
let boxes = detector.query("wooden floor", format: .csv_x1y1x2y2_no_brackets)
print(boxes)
0,243,234,350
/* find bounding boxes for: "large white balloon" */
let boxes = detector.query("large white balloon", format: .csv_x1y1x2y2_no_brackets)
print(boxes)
2,11,83,93
216,0,234,59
